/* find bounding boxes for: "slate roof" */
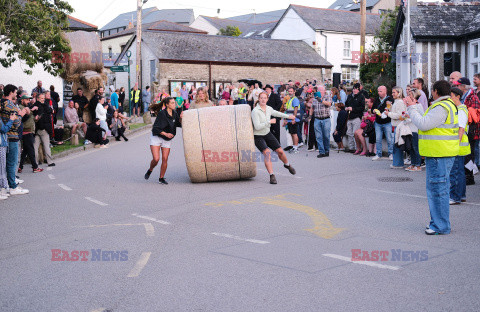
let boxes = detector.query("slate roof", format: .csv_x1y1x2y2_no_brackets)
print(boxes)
200,16,253,33
240,21,278,39
116,31,332,68
392,2,480,46
329,0,380,11
100,7,194,31
100,20,207,41
283,4,382,35
227,10,286,23
67,15,98,31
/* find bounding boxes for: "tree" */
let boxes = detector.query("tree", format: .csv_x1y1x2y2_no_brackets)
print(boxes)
218,26,242,37
0,0,73,76
359,7,398,94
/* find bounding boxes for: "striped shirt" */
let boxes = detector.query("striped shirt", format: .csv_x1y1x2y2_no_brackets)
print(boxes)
311,98,331,119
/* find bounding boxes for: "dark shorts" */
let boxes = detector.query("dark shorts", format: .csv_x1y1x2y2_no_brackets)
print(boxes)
254,132,281,152
287,122,298,134
132,101,140,109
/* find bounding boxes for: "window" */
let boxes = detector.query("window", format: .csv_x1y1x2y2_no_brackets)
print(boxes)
474,43,479,58
345,3,353,8
334,5,342,9
258,29,270,37
244,32,255,37
343,40,352,58
341,67,357,82
471,40,480,76
108,47,112,59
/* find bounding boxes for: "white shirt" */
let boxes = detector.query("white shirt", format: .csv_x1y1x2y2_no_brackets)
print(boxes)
96,103,107,121
458,107,468,129
252,88,263,103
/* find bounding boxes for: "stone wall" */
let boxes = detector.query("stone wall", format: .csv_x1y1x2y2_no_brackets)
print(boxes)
157,62,324,92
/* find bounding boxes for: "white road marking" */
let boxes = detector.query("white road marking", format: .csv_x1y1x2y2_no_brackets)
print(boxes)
323,254,401,271
211,232,270,244
91,309,107,312
258,168,302,179
143,223,155,237
127,252,151,277
370,188,480,207
132,213,170,225
46,167,52,171
85,197,108,206
58,184,72,191
48,174,55,180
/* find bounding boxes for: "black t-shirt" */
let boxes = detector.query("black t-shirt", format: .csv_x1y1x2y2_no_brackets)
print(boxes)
371,96,394,124
72,95,89,110
152,109,182,141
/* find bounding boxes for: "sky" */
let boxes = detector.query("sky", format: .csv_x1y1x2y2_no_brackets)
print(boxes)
68,0,337,28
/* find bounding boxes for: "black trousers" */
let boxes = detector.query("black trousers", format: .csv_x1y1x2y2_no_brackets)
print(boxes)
308,119,317,150
466,138,477,184
20,133,38,169
116,127,127,140
270,118,281,142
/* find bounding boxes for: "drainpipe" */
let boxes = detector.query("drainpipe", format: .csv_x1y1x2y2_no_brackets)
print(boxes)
319,31,327,60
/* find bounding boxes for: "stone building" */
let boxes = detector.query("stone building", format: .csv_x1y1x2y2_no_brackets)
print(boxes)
392,1,480,90
114,31,331,99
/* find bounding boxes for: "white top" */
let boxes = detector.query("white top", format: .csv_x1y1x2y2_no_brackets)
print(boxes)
96,103,107,121
458,107,468,129
251,104,289,136
387,98,406,127
252,88,263,103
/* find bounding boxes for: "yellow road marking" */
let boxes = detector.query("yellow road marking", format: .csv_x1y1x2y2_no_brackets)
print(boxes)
75,223,154,237
127,252,151,278
205,194,344,239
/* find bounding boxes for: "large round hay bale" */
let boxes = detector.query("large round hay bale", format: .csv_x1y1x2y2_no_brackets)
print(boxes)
63,31,103,79
182,105,257,183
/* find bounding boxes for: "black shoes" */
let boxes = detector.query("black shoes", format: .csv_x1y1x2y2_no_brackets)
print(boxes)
317,152,329,158
159,178,168,185
284,146,293,151
284,164,296,175
270,174,277,184
144,170,152,180
115,137,121,141
48,163,56,167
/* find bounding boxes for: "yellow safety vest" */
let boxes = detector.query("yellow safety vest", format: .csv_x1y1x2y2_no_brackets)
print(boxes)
458,104,470,156
130,89,140,103
285,97,297,112
238,87,246,99
418,98,459,157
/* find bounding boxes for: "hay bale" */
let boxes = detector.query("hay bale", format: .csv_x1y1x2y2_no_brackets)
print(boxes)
63,31,103,78
182,105,256,183
80,70,107,90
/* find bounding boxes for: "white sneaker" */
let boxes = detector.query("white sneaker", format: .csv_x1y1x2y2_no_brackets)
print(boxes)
389,154,393,161
9,187,29,195
16,178,24,184
0,194,7,200
449,199,460,205
404,158,411,165
100,145,108,149
298,142,304,148
372,155,381,161
0,188,10,197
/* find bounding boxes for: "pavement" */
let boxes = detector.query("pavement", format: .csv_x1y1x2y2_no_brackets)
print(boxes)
1,127,479,312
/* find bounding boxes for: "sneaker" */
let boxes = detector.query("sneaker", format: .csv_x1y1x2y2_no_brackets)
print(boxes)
124,138,129,142
317,154,326,158
16,178,24,184
461,198,467,202
144,169,152,180
0,194,7,200
284,146,293,151
84,140,91,145
158,178,168,185
33,168,44,173
284,164,296,175
449,199,460,205
291,148,299,154
9,187,29,195
408,166,422,172
420,160,426,168
115,137,121,141
390,165,404,169
404,158,411,165
48,163,56,167
269,174,277,184
298,142,304,148
0,188,9,197
405,165,414,171
372,155,381,161
307,148,315,152
389,154,393,161
425,228,444,235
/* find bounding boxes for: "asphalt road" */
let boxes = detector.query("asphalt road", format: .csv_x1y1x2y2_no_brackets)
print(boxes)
1,127,479,312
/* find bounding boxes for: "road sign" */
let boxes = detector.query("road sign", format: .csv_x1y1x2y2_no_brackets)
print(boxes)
110,65,128,72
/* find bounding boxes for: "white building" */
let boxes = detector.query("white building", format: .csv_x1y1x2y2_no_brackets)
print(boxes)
392,1,480,91
270,4,382,82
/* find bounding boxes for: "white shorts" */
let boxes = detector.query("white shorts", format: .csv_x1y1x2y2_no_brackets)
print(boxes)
150,134,172,148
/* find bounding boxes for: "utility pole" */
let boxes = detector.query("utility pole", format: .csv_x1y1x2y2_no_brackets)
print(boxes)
359,0,367,64
136,0,144,89
406,0,411,85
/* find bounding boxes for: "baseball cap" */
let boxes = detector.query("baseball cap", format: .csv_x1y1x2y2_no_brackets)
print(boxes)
20,95,32,100
451,87,463,97
457,77,471,85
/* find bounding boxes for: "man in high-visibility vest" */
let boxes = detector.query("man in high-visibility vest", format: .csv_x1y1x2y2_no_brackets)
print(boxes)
283,86,300,153
238,83,247,104
448,87,469,206
406,80,458,235
130,84,141,117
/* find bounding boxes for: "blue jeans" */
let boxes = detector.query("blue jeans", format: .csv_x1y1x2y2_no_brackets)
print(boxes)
238,99,247,104
314,118,331,155
410,132,421,166
297,119,304,143
392,127,404,166
475,140,480,166
6,141,19,189
143,102,150,113
449,155,466,203
426,157,455,234
374,122,393,157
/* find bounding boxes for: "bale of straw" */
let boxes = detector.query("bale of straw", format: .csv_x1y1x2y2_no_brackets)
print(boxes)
62,31,103,78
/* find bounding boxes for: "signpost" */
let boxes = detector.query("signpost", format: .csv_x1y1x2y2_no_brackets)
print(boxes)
110,65,128,72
